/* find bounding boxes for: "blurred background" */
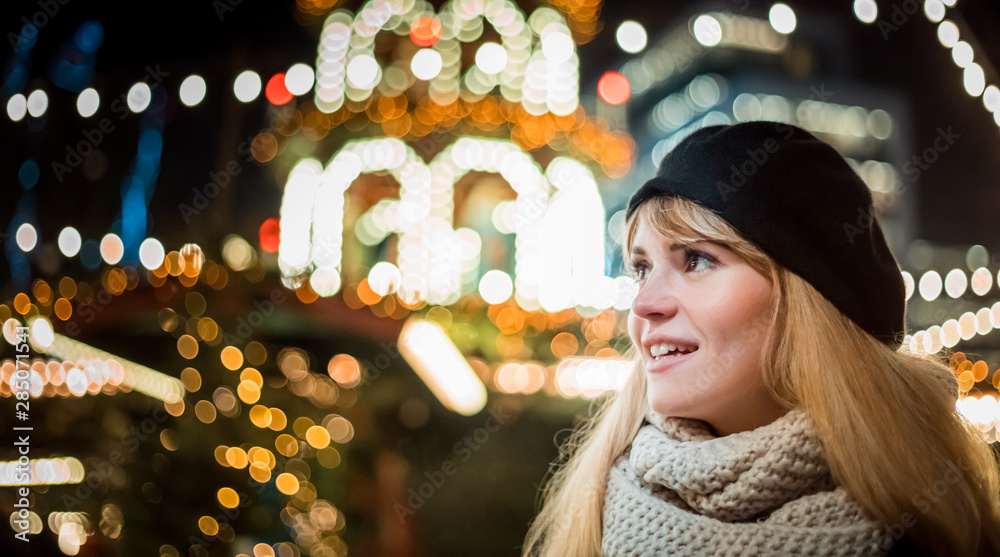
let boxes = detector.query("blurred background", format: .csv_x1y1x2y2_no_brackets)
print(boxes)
2,0,1000,555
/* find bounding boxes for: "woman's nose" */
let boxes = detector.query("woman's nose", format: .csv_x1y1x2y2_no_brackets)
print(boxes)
630,272,679,321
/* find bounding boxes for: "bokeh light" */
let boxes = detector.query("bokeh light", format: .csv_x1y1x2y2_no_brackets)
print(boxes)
346,55,379,88
854,0,878,24
127,82,152,112
7,94,27,121
265,73,294,105
15,223,37,252
179,75,207,106
924,0,946,22
597,71,630,105
275,472,300,495
285,63,316,95
938,20,959,48
692,15,723,47
479,270,514,304
475,43,508,75
411,49,443,81
76,88,100,117
27,90,48,117
234,70,262,102
58,227,82,257
964,63,986,96
139,238,166,270
100,234,124,265
259,218,280,253
542,31,574,63
410,17,442,47
769,3,797,34
616,21,647,53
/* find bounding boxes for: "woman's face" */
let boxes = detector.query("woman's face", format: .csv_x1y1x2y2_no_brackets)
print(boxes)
627,219,786,436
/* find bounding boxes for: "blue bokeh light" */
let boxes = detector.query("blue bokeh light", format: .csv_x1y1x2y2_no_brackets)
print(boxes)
74,21,104,53
18,160,39,189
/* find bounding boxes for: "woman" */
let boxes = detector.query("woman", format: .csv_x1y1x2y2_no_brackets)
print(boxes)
521,121,1000,556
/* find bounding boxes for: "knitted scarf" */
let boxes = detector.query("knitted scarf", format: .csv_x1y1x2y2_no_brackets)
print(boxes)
602,409,895,556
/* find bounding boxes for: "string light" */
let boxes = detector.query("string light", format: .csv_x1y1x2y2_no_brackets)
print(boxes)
18,330,187,403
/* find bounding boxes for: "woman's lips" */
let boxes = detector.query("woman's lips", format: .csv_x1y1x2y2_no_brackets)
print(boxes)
645,349,697,373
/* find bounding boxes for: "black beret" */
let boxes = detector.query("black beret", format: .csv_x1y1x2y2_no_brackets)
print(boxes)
626,121,906,349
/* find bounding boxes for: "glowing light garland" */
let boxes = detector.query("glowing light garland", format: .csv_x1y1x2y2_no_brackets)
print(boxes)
0,457,84,486
314,1,580,116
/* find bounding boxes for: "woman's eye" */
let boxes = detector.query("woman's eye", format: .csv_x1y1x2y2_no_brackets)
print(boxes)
629,250,715,281
630,262,649,282
685,249,717,272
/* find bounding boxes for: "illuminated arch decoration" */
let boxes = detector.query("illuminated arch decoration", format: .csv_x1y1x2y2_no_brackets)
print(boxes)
425,137,550,308
278,137,610,311
278,138,430,300
539,157,612,312
314,0,579,116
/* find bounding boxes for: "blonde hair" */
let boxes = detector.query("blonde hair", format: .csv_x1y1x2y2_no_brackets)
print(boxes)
521,196,1000,557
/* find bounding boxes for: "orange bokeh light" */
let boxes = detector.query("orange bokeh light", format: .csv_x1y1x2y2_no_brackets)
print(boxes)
410,17,442,47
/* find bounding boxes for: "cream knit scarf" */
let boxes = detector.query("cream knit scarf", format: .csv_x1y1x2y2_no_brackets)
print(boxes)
602,409,894,556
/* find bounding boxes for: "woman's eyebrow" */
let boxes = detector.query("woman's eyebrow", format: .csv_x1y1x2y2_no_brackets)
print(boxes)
630,243,696,256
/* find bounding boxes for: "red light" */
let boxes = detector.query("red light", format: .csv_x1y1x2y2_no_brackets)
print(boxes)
259,218,281,253
410,17,442,47
597,72,631,105
265,73,293,105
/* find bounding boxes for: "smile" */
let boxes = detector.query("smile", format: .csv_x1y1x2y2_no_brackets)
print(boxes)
646,348,698,373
